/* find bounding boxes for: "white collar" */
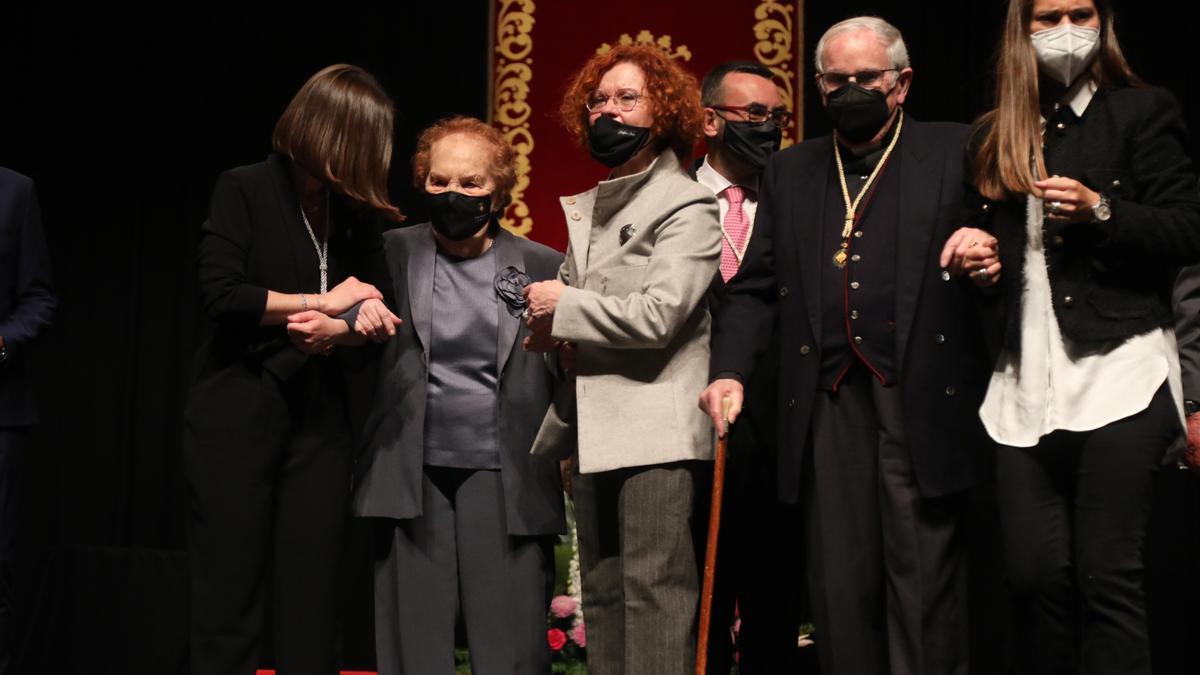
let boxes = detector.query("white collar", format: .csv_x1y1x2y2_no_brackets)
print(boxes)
696,155,733,196
1063,77,1098,117
696,154,759,197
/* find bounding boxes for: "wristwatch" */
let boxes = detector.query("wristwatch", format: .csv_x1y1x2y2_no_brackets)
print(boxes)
1090,194,1112,223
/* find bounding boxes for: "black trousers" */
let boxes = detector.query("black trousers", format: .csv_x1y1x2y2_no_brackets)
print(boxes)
373,467,554,675
996,384,1178,675
184,361,351,675
805,365,968,675
0,427,25,675
699,410,802,674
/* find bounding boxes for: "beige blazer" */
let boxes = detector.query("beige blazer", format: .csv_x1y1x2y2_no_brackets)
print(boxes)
532,151,721,474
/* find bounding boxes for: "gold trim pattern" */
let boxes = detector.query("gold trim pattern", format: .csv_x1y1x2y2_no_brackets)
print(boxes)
493,0,536,237
598,30,692,61
754,1,801,147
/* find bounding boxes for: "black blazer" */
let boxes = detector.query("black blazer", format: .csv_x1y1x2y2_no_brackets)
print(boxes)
0,167,56,427
187,154,389,425
974,86,1200,354
711,117,991,501
352,225,566,537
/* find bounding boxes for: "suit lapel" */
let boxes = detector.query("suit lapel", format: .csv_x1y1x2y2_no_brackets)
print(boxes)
407,229,436,355
266,154,316,290
796,140,831,338
494,232,522,376
894,120,939,367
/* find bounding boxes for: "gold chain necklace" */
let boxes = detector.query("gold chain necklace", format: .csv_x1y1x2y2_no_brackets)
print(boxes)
831,110,904,268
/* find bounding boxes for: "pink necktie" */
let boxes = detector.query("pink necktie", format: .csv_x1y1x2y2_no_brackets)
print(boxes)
720,185,749,282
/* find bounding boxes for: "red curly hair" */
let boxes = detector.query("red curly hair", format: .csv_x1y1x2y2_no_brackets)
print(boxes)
560,45,703,164
411,116,518,214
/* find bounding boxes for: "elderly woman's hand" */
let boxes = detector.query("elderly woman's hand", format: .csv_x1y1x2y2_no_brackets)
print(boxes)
524,280,565,333
940,226,1001,287
1035,176,1102,224
354,298,402,343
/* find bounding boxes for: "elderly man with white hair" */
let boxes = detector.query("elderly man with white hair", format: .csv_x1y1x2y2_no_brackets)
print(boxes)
701,16,996,674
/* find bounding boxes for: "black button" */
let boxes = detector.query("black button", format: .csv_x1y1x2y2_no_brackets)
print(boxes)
935,334,945,344
779,287,789,297
850,281,860,290
800,345,811,355
850,310,860,320
945,386,956,396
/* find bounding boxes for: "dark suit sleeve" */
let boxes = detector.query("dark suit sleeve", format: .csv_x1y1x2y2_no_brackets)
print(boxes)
709,157,780,383
0,177,56,352
197,172,270,328
1175,265,1200,402
1081,89,1200,264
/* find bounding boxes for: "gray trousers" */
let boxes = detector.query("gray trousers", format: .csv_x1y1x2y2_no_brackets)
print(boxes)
805,366,968,675
573,461,701,675
373,467,554,675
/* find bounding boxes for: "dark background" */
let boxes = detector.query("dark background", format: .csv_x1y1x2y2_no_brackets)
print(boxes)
1,1,1197,672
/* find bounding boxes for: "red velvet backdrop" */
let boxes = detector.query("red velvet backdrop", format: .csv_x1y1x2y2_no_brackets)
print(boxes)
489,0,805,251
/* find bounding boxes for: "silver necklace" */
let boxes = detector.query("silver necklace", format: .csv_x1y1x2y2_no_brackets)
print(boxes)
299,192,329,293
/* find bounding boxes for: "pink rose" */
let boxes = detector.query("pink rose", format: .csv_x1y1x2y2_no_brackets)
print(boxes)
571,621,587,648
547,628,568,651
550,595,578,619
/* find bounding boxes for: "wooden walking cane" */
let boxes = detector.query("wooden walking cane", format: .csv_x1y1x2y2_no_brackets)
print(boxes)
695,397,733,675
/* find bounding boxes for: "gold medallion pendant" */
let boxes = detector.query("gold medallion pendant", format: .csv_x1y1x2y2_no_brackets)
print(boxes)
833,246,849,268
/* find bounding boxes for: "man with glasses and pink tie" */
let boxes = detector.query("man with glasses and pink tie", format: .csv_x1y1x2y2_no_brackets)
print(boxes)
700,17,997,675
692,61,800,674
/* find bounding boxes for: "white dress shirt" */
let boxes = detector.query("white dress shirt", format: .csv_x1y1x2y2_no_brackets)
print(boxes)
979,79,1184,447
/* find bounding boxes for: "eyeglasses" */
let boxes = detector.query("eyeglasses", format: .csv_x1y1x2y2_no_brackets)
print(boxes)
815,68,898,90
585,88,643,113
712,104,793,128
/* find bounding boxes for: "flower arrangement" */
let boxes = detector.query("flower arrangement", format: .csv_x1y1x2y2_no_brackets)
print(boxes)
548,501,588,673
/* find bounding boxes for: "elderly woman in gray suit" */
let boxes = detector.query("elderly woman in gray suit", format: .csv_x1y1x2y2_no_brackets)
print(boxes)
352,116,565,675
523,45,721,674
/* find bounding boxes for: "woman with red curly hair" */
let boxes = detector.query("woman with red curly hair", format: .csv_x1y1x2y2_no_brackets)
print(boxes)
524,45,721,673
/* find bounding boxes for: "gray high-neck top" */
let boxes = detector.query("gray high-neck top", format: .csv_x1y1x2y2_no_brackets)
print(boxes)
423,246,500,469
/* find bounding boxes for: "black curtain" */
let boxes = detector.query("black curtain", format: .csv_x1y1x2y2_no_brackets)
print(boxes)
1,1,1197,672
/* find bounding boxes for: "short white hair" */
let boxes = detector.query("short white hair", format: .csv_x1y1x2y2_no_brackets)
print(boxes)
814,16,910,73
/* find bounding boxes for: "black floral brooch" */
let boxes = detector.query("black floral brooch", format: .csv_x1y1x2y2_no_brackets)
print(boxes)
494,265,533,317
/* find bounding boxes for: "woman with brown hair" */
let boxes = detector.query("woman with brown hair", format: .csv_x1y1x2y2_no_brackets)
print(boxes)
968,1,1200,672
184,64,404,675
524,44,721,674
352,116,566,675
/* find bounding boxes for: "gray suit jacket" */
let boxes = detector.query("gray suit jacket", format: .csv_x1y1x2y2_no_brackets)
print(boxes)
352,224,566,536
532,151,722,473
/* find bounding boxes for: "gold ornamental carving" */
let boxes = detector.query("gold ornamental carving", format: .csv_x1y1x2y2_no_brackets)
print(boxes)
754,0,801,147
493,0,536,237
597,30,692,61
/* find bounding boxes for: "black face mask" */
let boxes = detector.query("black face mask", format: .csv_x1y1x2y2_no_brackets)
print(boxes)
825,83,893,144
721,118,782,171
426,190,493,241
588,115,652,168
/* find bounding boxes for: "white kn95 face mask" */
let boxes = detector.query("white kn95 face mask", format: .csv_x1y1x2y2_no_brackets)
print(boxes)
1031,24,1100,86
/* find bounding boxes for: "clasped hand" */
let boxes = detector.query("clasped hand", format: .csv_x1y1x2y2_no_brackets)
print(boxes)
941,227,1001,287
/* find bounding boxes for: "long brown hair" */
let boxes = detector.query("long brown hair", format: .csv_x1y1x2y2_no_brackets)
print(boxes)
972,0,1144,200
273,64,404,222
560,44,704,165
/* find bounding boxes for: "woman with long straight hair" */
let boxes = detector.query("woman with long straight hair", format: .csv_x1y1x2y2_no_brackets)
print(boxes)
185,64,403,675
968,1,1200,672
